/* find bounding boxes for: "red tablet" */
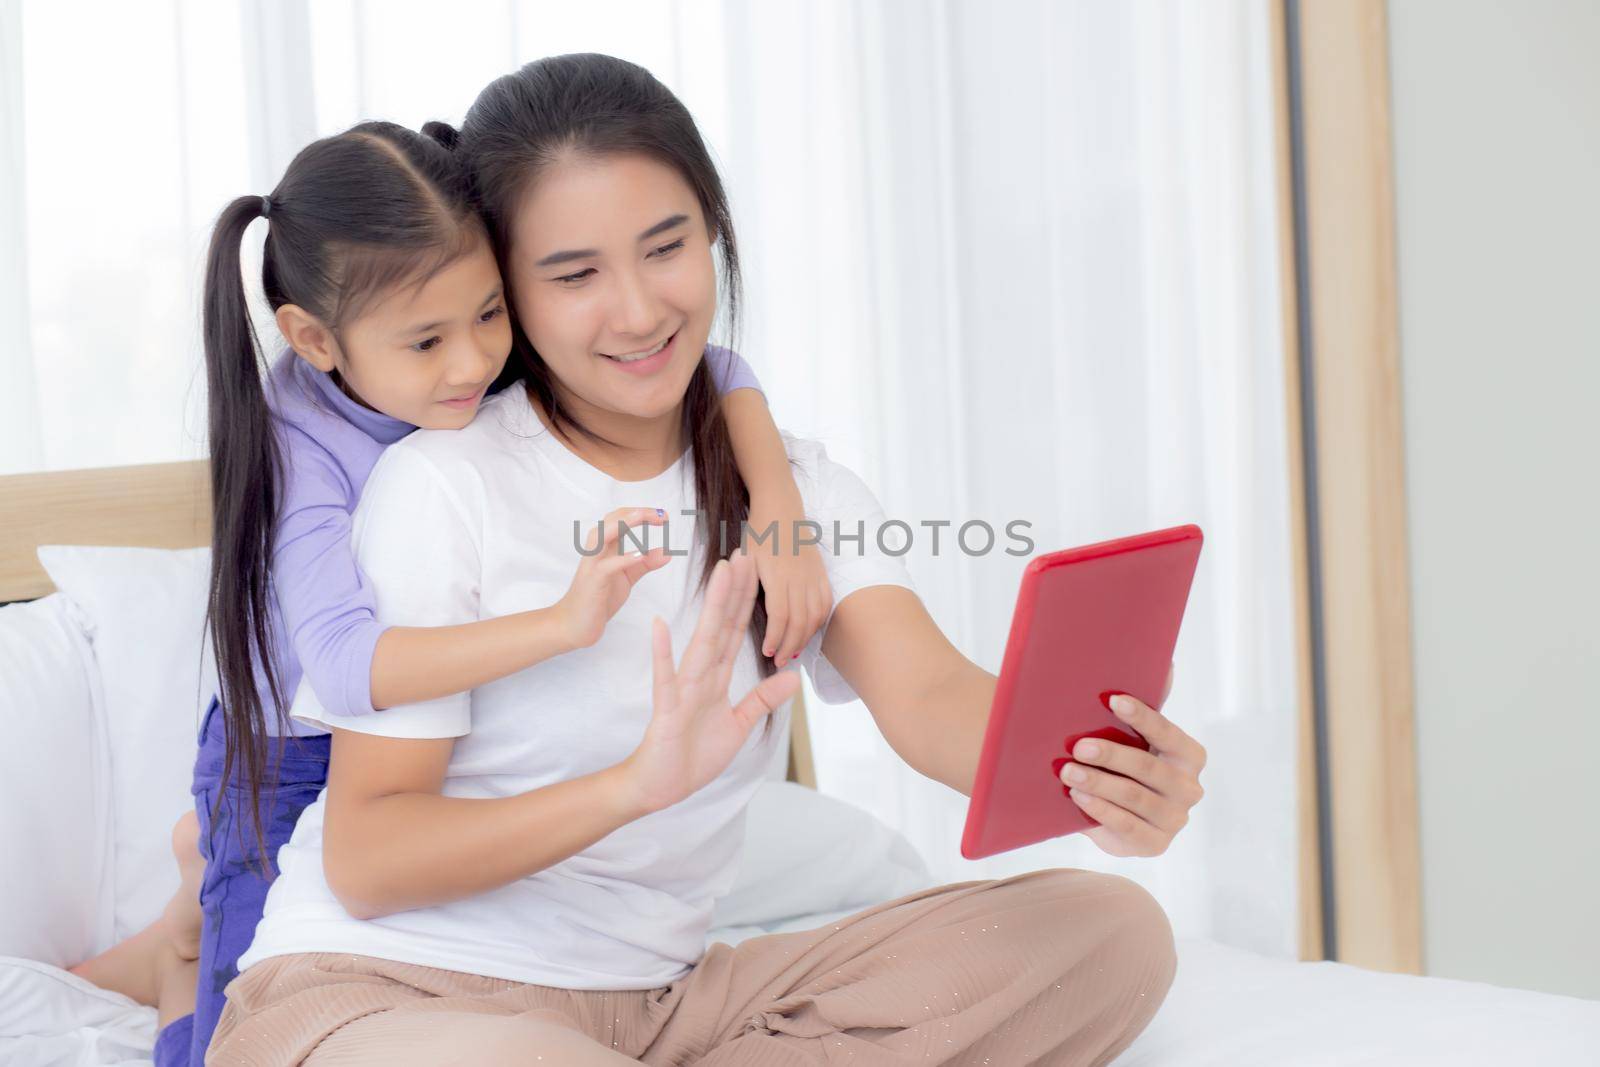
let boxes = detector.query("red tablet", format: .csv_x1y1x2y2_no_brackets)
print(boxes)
959,524,1203,860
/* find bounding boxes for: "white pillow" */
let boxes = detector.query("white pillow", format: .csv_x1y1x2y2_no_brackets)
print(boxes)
0,595,114,968
711,781,934,934
36,546,214,945
0,955,156,1062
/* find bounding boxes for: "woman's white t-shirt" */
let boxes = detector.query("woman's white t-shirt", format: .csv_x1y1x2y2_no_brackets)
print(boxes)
237,385,915,989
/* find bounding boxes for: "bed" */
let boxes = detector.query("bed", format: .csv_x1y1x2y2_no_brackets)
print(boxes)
2,461,1596,1065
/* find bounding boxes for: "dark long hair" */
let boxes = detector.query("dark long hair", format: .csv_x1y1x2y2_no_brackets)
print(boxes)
201,121,482,865
447,53,776,699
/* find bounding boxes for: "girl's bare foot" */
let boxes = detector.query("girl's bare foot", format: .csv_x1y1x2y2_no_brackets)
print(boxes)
68,922,169,1007
68,811,205,1002
159,810,204,961
70,925,200,1024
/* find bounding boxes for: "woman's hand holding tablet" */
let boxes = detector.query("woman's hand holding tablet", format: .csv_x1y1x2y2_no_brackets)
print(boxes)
960,525,1208,860
1062,673,1208,858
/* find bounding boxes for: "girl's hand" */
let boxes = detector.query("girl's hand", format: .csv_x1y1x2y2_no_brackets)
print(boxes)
1059,663,1206,857
556,507,671,651
621,551,800,816
747,494,834,668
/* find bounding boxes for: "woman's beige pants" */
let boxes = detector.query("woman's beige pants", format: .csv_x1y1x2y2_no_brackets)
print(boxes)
207,868,1176,1066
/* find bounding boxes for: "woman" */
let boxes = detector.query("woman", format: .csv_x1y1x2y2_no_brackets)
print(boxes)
208,54,1205,1065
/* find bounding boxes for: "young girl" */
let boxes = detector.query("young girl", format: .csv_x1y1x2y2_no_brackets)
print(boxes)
69,119,831,1067
205,55,1204,1065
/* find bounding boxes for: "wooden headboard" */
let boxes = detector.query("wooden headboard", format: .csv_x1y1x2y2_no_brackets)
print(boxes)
0,460,212,601
0,459,816,787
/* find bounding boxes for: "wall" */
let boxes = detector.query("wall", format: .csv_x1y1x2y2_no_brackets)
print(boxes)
1387,0,1600,999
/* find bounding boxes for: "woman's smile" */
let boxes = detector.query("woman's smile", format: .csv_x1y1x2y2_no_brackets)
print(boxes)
598,329,678,376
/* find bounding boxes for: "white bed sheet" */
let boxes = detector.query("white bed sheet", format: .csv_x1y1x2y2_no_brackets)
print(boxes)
1118,938,1600,1065
7,929,1595,1066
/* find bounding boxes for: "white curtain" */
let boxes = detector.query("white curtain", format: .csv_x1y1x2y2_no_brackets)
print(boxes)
711,1,1298,959
2,0,36,471
6,0,1299,958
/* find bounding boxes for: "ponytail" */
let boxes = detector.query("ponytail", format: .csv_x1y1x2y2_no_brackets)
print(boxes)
201,195,289,871
421,120,459,150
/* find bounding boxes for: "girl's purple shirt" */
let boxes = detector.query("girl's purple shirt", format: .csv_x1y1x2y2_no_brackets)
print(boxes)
254,345,761,732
